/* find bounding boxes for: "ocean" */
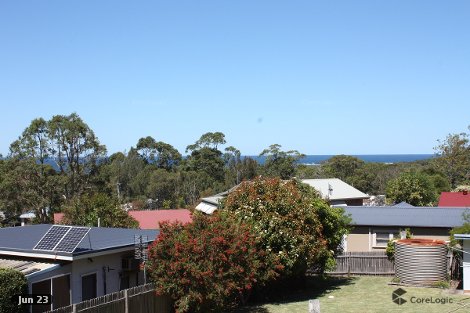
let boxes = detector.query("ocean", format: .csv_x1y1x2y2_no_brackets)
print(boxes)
248,154,435,165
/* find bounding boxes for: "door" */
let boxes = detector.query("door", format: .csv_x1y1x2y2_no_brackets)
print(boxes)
81,273,97,301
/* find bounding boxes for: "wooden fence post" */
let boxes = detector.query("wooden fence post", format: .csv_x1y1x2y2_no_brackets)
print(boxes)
309,299,320,313
124,289,129,313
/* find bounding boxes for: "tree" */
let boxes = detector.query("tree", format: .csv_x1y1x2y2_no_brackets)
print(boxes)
61,193,138,228
147,212,281,313
259,144,304,179
322,155,365,182
434,131,470,188
186,132,226,152
450,210,470,245
386,172,437,206
223,177,351,278
136,136,182,170
0,158,62,224
48,113,107,198
0,268,28,313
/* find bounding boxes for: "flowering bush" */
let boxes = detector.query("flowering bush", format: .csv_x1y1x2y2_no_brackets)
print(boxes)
223,177,351,277
146,211,282,313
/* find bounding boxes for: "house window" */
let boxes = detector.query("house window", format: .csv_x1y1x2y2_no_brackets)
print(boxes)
82,273,97,301
373,230,396,248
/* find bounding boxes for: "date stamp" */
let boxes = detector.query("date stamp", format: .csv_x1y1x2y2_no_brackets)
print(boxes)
13,294,52,306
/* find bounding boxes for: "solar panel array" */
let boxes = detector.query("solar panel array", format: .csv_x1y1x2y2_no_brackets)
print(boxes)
33,225,91,253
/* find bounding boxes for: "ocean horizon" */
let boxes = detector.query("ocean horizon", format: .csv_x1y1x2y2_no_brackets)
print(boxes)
247,154,435,165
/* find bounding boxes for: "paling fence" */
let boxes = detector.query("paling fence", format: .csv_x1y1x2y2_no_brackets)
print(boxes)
327,251,454,276
45,283,173,313
327,251,395,275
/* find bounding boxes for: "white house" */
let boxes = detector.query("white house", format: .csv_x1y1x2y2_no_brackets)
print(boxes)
0,224,157,312
454,234,470,293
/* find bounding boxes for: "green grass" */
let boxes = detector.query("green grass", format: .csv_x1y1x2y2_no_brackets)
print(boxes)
235,276,470,313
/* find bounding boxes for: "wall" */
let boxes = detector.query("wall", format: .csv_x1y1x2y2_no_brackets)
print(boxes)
463,240,470,293
70,250,141,303
345,226,451,252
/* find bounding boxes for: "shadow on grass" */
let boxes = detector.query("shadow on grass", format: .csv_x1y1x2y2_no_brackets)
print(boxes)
233,275,357,313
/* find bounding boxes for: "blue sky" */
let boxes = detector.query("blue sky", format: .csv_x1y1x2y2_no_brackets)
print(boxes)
1,1,469,156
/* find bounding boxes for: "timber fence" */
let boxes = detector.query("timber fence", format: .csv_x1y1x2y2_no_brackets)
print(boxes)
45,283,173,313
327,251,395,275
327,251,454,276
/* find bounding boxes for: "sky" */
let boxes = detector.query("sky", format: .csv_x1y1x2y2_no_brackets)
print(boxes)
0,1,469,156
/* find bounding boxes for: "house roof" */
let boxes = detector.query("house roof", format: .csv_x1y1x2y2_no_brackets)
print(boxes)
340,206,468,228
128,209,192,229
0,258,60,277
438,192,470,207
301,178,369,201
0,224,158,260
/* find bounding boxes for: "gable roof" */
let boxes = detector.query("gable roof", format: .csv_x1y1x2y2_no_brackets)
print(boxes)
128,209,192,229
301,178,369,201
340,205,468,228
0,224,158,261
438,192,470,207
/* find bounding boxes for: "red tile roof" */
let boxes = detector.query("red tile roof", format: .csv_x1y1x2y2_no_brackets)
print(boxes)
128,209,192,229
54,210,192,230
438,191,470,207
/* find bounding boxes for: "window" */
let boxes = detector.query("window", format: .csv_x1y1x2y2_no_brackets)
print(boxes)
373,230,396,248
82,273,97,301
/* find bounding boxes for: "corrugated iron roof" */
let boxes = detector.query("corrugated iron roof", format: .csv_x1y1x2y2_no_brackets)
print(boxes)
301,178,369,201
340,206,468,228
0,258,59,276
438,192,470,207
128,209,192,229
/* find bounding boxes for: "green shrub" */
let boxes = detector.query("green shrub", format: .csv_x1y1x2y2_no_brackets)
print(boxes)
0,268,28,313
223,177,351,278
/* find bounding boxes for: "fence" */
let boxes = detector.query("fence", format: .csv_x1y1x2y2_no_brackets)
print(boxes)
45,283,173,313
327,251,395,275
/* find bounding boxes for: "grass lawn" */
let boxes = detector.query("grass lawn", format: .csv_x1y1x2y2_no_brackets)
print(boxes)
235,276,470,313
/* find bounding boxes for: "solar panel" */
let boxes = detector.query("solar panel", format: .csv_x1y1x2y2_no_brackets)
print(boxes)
34,225,91,253
34,225,70,251
54,227,90,253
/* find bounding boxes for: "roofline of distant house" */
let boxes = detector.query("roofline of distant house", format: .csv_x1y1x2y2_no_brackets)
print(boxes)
350,223,455,228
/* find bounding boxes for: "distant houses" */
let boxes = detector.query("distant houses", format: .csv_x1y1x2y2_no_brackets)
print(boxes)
54,209,192,229
195,178,370,214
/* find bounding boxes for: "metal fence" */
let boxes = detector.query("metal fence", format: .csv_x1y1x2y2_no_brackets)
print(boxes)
327,251,395,275
46,284,173,313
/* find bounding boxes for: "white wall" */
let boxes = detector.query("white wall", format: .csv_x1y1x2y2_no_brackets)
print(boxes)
463,240,470,293
70,250,141,303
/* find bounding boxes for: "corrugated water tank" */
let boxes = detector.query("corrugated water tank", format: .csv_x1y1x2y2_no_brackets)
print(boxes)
395,239,447,285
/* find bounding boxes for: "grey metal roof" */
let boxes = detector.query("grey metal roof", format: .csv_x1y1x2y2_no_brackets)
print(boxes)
0,258,59,277
393,202,415,208
0,224,158,258
340,206,469,228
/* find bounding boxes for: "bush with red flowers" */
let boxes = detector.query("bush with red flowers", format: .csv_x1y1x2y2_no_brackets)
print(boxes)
146,211,282,313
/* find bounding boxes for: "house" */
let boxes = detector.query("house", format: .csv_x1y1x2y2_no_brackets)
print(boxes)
54,209,192,229
195,178,369,214
438,191,470,207
454,234,470,293
0,224,157,312
340,205,468,252
128,209,192,229
301,178,369,206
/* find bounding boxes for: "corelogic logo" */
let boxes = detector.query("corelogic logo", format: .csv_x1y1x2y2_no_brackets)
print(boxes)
392,288,407,305
391,288,454,305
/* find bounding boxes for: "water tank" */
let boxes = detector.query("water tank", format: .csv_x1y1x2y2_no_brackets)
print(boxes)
395,239,447,285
